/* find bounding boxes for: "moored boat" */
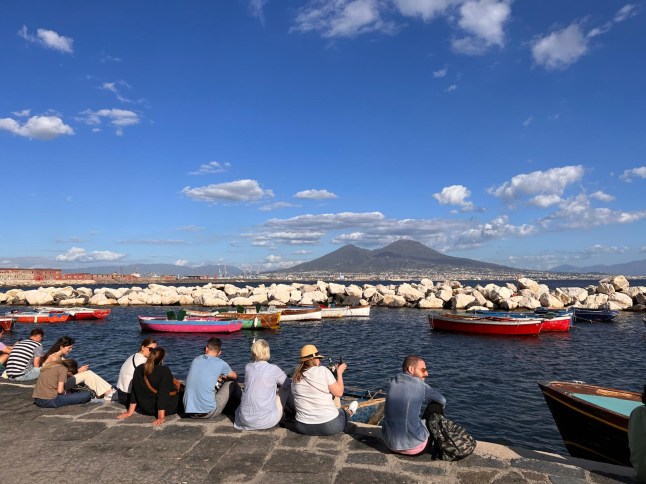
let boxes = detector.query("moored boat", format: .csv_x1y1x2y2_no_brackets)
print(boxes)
320,304,371,318
138,316,243,333
428,313,543,336
342,387,386,425
0,316,15,331
8,311,70,323
38,307,111,320
276,306,322,322
208,311,280,330
572,308,619,322
474,310,571,332
538,381,641,466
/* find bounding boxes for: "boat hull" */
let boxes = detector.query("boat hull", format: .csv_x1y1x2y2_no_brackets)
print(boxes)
216,312,280,329
279,307,322,321
540,315,571,332
320,305,371,318
538,381,640,466
475,310,571,332
573,308,619,322
138,317,242,333
10,312,70,323
429,314,542,335
0,317,14,331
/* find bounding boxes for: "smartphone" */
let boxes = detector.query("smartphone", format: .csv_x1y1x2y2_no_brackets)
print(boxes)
87,360,92,365
338,355,343,365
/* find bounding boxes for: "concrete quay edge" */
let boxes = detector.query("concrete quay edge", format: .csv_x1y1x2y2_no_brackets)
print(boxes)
0,380,636,483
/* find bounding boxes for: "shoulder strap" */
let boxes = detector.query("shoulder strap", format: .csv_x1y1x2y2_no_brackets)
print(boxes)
143,371,178,396
132,355,137,369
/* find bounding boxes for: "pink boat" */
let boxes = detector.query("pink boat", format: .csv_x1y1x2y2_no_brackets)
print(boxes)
138,316,243,333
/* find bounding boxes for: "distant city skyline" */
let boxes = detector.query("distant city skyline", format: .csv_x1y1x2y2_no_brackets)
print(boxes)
1,1,644,272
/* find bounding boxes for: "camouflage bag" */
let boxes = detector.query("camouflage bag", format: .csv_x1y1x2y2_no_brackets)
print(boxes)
427,413,477,461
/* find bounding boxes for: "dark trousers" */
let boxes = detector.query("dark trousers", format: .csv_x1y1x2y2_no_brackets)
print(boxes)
34,391,92,408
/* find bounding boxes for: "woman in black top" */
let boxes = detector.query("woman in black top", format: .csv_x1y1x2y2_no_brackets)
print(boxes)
116,347,179,426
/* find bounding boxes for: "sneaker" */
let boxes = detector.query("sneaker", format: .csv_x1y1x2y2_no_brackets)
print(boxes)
348,400,359,418
103,388,117,401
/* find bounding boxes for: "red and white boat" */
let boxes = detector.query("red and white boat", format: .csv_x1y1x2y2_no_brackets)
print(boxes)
8,311,70,323
428,313,543,336
473,310,571,332
138,316,243,333
38,307,111,320
539,314,571,332
276,306,322,322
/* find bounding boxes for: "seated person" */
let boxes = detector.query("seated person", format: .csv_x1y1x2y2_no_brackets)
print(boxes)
629,384,646,482
184,337,239,419
234,339,291,430
32,360,92,408
42,336,114,399
5,328,44,381
290,344,357,436
0,327,12,371
381,355,446,455
116,338,158,405
117,347,180,426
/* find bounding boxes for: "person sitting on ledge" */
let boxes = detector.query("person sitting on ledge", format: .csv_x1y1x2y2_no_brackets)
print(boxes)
116,337,158,406
183,337,240,419
289,344,358,436
5,328,44,382
381,355,446,456
629,384,646,482
32,359,92,408
0,327,13,372
117,347,181,426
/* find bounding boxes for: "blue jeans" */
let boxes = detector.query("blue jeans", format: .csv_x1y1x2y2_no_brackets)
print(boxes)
292,408,349,436
34,391,92,408
11,367,41,381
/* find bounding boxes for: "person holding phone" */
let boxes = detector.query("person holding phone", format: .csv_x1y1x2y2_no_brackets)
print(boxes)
289,344,358,436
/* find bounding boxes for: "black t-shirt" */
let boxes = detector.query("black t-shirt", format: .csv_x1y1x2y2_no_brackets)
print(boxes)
131,364,179,416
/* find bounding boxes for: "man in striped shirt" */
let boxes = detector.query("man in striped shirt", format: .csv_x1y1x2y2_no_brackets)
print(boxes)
6,328,45,381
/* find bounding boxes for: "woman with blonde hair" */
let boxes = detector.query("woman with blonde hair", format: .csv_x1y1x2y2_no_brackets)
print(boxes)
290,344,357,436
117,347,180,426
234,339,290,430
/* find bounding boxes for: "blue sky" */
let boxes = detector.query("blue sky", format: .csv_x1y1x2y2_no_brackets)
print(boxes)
1,0,644,272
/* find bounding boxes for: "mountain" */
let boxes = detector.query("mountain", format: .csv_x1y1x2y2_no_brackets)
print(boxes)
62,263,242,277
271,240,515,274
550,259,646,276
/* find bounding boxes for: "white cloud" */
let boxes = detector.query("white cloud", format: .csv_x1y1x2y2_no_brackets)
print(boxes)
266,255,282,263
249,0,269,21
100,54,122,63
19,26,74,53
176,225,205,232
620,166,646,182
590,190,615,202
432,185,475,211
531,23,588,71
292,0,395,38
79,108,140,135
0,115,74,141
189,161,232,175
259,202,299,212
445,84,457,93
530,194,562,208
100,81,133,103
432,67,448,78
174,259,189,266
395,0,457,21
294,189,338,199
490,165,584,203
293,249,312,255
12,109,31,117
182,179,274,203
614,4,639,23
451,0,511,55
584,244,629,255
522,116,533,127
55,247,125,262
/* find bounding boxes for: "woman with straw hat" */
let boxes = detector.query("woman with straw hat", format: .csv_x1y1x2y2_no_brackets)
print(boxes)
290,344,358,436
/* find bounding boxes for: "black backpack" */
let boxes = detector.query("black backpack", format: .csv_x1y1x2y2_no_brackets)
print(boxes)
427,413,477,461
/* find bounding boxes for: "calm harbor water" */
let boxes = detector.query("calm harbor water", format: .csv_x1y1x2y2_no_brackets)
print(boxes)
2,301,645,456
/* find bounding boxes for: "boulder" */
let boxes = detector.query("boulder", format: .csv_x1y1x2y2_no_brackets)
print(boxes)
300,290,327,306
397,284,424,303
516,296,541,310
342,295,362,306
553,288,573,306
636,293,646,305
230,296,253,307
388,295,407,308
583,294,609,309
505,283,518,293
249,293,269,305
223,284,241,297
363,286,377,299
375,285,395,296
627,287,646,298
289,290,302,305
178,295,194,305
601,275,629,292
418,296,444,309
420,278,433,287
498,298,519,310
517,278,540,292
368,292,384,305
0,293,8,304
346,285,363,298
597,282,615,295
269,285,291,304
23,289,54,306
608,292,633,309
202,295,229,307
316,281,329,294
59,298,86,306
557,287,588,303
468,289,487,307
88,293,115,306
451,294,475,310
76,287,93,297
379,294,395,307
117,296,130,306
437,287,453,302
328,283,346,295
539,293,564,309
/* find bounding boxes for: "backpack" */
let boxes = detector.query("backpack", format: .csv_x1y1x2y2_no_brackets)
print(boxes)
427,413,477,461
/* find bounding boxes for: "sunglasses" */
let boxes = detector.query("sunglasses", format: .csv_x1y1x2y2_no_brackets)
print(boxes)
145,346,156,350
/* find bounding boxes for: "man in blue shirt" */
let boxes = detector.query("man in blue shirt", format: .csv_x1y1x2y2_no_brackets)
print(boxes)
381,355,446,455
183,337,239,418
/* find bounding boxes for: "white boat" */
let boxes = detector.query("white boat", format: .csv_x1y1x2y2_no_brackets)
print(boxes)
320,304,371,318
276,306,322,322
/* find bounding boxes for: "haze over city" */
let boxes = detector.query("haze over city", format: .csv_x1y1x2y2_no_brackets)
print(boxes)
1,1,644,273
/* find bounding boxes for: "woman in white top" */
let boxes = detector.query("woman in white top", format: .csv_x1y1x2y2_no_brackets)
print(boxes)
290,344,357,436
116,338,157,405
234,339,290,430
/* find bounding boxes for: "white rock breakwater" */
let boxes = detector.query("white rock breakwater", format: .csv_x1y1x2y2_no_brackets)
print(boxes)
0,275,644,312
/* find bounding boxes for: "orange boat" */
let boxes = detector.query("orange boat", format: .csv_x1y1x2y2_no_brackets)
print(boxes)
40,307,111,320
8,311,70,323
0,316,15,331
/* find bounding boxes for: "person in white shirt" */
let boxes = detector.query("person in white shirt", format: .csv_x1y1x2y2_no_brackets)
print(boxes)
234,339,291,430
116,338,158,405
290,344,357,436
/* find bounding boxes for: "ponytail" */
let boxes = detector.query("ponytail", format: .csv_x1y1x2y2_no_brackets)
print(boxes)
144,347,165,376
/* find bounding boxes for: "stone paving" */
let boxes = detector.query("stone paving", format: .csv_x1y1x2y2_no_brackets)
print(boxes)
0,380,637,483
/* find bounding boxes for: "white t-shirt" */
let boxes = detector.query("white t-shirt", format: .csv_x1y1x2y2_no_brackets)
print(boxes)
116,352,146,392
234,361,289,430
292,365,338,424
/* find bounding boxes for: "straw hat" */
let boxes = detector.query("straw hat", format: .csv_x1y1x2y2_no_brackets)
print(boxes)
299,344,324,361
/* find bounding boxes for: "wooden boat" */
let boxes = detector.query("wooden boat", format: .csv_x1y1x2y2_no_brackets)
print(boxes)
572,308,619,322
39,307,111,320
474,310,571,332
0,316,15,331
277,306,322,322
8,311,70,323
538,381,642,466
320,304,371,318
341,387,386,425
428,313,542,336
186,309,280,329
138,316,243,333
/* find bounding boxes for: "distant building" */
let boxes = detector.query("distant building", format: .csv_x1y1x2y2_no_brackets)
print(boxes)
0,268,63,282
